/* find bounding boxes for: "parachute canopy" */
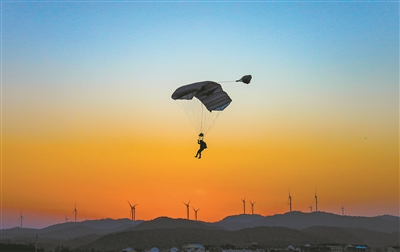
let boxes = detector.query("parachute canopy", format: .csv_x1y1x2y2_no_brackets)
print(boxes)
171,81,231,112
172,75,251,135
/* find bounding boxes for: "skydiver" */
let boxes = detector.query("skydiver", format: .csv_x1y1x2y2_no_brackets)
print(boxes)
195,139,207,159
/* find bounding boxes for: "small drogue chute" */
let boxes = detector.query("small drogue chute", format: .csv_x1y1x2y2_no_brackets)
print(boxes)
236,75,252,84
171,75,252,138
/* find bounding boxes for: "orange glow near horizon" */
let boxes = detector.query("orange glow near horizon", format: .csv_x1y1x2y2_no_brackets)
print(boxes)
3,105,398,228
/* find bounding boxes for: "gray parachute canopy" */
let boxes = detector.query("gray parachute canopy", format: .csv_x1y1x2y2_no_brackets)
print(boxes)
171,81,232,112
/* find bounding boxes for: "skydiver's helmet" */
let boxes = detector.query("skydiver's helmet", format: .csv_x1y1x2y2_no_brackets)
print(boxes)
198,133,204,141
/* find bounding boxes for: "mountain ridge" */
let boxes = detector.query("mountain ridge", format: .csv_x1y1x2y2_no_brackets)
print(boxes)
2,212,399,234
217,211,399,232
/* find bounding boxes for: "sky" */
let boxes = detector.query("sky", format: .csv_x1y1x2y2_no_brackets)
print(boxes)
1,0,399,229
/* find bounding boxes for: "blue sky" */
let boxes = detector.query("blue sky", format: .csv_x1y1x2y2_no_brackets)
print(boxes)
4,2,398,88
4,2,398,109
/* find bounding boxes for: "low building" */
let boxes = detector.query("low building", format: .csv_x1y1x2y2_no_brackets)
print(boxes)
122,248,136,252
182,244,205,252
146,247,160,252
301,245,330,252
222,249,254,252
301,244,343,252
344,245,370,252
387,247,400,252
170,247,179,252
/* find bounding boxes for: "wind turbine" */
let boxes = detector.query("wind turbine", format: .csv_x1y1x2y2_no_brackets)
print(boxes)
65,214,69,223
18,212,24,228
183,200,191,219
288,190,292,212
242,197,246,214
314,190,318,212
342,205,344,216
309,202,313,213
73,204,77,222
128,201,138,221
192,207,200,221
250,201,255,215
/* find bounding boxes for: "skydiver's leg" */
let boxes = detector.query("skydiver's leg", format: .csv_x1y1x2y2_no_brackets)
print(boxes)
198,149,204,159
195,149,201,158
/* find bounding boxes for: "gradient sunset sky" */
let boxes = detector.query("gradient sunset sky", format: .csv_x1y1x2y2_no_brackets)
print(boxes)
1,1,399,229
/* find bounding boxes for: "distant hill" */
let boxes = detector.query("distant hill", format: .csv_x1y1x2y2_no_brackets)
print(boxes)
132,217,223,231
1,218,142,244
1,219,143,251
216,211,399,233
376,214,400,222
80,226,322,251
303,226,400,248
80,226,399,252
41,218,139,232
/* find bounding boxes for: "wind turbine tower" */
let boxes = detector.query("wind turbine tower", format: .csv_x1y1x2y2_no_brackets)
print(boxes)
192,207,200,221
288,190,292,212
183,200,191,220
242,197,246,214
250,201,255,215
128,201,138,221
342,205,344,216
65,214,69,223
19,212,24,228
73,204,77,222
309,202,313,213
314,191,318,212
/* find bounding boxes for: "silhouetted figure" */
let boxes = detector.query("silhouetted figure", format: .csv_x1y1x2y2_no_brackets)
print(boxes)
195,139,207,159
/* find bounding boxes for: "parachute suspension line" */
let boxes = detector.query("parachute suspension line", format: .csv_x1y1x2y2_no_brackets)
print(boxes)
177,100,199,134
218,80,236,83
198,100,216,135
175,98,221,135
203,111,220,134
176,99,210,135
200,102,204,134
219,75,252,84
